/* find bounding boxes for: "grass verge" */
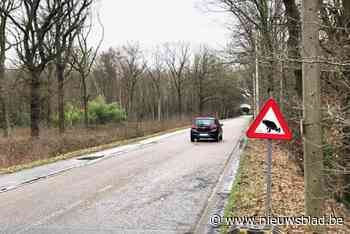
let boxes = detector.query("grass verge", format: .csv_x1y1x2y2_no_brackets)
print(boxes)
0,124,189,174
220,140,251,234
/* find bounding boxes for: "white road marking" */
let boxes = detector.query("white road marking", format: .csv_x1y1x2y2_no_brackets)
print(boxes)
98,185,113,193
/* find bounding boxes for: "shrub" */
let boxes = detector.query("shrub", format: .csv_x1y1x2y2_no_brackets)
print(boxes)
88,96,127,124
65,103,82,126
53,103,82,127
13,112,31,127
52,97,127,127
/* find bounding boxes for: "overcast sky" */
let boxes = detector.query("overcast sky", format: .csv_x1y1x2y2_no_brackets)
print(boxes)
91,0,230,51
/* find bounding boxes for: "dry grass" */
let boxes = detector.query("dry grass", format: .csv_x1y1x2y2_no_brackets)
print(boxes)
226,140,350,234
0,118,190,170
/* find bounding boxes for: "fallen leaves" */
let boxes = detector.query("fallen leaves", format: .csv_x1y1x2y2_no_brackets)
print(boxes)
227,140,350,234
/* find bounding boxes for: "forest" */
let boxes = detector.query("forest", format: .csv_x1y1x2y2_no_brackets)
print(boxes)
0,1,246,168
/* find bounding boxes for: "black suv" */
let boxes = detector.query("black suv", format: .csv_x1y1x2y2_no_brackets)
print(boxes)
190,117,223,142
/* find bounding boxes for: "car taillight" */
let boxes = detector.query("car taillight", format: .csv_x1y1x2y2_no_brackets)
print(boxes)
191,124,197,129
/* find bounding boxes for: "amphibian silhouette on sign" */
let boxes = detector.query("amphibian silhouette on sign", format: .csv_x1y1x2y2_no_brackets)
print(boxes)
262,120,280,133
246,98,292,140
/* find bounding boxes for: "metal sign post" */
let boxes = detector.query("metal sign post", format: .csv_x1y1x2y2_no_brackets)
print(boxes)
266,139,272,217
246,98,292,232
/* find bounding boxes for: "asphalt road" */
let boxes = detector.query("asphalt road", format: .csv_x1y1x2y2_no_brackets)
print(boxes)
0,117,249,234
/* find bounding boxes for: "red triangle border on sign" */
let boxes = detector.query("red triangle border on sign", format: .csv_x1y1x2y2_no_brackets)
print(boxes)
246,98,292,140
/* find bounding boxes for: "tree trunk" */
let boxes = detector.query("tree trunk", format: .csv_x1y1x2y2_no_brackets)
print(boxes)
119,86,123,109
46,63,55,128
279,61,285,113
56,64,65,133
254,32,260,117
128,92,134,120
302,1,324,233
0,19,10,137
343,0,350,203
0,96,10,137
0,79,10,137
81,75,88,127
198,73,204,115
157,96,161,121
30,71,41,138
165,94,169,120
0,70,10,138
343,92,350,200
177,88,182,119
283,0,302,98
46,75,52,128
199,96,204,115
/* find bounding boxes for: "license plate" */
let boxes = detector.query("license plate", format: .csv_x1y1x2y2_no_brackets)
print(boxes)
199,133,209,137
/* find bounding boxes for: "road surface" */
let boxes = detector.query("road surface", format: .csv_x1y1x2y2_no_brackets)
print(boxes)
0,117,249,234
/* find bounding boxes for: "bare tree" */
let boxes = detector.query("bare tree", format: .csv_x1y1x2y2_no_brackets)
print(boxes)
191,46,217,115
44,62,54,127
164,42,190,118
147,47,166,121
4,0,69,137
71,14,103,127
117,43,146,118
94,48,119,103
53,0,93,134
0,0,15,137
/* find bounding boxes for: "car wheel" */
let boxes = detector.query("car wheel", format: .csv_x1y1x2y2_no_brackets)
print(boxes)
219,134,223,141
191,135,195,142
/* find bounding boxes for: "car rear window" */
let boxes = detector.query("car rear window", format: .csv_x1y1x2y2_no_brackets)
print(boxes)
195,118,215,126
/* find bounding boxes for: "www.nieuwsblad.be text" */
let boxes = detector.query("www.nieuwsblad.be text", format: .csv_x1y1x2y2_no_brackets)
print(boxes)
209,214,344,227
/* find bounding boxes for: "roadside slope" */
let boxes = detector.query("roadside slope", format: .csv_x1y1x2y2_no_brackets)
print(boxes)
224,140,350,234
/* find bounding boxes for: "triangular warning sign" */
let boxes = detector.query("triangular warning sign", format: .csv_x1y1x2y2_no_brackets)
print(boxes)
247,98,292,140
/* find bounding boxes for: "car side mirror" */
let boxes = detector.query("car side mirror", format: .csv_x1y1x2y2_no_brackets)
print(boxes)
220,124,223,127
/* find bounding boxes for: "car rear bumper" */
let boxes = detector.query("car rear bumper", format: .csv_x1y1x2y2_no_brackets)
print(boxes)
191,130,219,139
